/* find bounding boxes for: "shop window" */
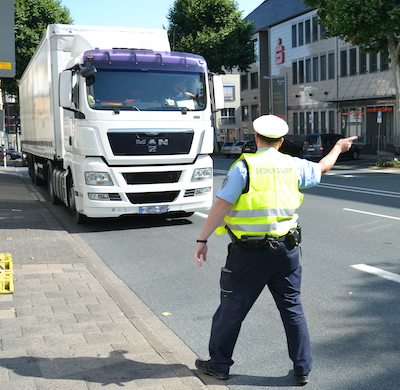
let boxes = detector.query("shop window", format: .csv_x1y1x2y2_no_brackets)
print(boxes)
313,112,319,132
299,112,305,134
328,111,335,132
321,111,327,133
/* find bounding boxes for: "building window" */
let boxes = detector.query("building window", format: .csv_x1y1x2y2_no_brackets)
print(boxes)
328,53,335,79
380,53,389,71
320,55,327,80
250,72,259,89
321,111,326,133
223,85,235,101
369,53,378,72
305,20,311,44
292,62,298,85
221,108,236,124
349,48,357,76
292,25,297,48
242,105,249,121
320,24,325,37
299,60,304,84
299,112,305,134
328,111,335,132
359,49,367,74
340,49,347,77
241,74,248,91
313,112,319,132
293,113,298,134
298,22,304,46
306,58,311,83
251,104,259,121
313,56,319,82
306,112,312,134
312,17,318,42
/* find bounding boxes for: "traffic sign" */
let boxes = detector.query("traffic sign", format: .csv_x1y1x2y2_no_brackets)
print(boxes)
0,0,15,78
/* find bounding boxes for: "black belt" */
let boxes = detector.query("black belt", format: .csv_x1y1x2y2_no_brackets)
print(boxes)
227,226,301,251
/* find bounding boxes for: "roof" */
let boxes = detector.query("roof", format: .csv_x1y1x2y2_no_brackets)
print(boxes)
245,0,312,31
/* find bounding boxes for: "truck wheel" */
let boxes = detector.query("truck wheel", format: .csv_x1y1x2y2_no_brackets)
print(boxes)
67,175,86,224
47,162,60,205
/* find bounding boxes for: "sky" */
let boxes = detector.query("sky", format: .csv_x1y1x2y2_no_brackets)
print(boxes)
61,0,263,30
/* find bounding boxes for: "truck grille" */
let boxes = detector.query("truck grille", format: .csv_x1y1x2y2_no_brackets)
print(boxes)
126,191,180,204
108,130,194,155
123,171,181,185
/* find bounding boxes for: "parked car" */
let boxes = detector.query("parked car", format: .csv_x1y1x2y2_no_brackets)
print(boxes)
302,133,360,160
0,147,22,161
221,140,252,157
242,137,304,157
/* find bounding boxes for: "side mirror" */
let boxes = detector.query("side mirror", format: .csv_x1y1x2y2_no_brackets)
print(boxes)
59,70,73,109
212,75,224,111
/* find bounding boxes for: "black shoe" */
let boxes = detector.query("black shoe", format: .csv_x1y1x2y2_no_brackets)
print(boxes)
195,358,229,380
294,373,309,386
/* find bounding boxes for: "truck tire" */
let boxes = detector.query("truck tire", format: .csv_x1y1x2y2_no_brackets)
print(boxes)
67,175,86,224
47,161,60,205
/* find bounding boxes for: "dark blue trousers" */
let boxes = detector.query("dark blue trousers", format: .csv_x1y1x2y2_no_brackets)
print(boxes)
209,242,312,376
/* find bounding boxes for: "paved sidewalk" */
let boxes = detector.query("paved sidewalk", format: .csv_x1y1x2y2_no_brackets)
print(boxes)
0,164,227,390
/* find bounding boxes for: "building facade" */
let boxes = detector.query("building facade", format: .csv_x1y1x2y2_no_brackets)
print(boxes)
242,1,399,153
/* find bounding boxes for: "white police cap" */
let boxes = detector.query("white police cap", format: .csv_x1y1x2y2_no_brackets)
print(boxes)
253,115,289,138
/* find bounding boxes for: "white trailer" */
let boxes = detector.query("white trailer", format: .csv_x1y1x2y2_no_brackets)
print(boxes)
19,25,223,223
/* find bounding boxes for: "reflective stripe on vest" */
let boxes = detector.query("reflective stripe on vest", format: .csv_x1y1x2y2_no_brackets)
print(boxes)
216,149,303,238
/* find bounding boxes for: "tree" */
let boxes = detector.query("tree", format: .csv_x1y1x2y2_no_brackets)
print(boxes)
303,0,400,135
1,0,72,97
167,0,255,74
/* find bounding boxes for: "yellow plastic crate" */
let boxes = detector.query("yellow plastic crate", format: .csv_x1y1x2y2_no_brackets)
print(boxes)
0,269,14,294
0,254,14,293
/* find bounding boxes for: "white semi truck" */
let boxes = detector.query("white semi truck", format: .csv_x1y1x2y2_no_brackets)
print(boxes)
19,25,224,223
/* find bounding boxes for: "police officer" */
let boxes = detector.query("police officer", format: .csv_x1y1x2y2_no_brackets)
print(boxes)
194,115,357,386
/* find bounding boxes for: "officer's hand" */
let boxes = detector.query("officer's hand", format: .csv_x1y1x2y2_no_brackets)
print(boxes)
336,136,358,153
194,243,207,267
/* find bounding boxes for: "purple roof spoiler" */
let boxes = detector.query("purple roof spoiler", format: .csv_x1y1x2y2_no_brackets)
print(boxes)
84,49,208,72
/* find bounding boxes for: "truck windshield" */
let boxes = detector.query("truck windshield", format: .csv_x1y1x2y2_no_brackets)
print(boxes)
87,70,207,111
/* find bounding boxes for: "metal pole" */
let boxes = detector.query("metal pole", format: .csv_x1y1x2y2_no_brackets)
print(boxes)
377,122,381,158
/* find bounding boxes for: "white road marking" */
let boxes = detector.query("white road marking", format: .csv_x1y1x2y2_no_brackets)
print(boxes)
351,264,400,284
319,183,400,198
195,212,209,219
344,208,400,221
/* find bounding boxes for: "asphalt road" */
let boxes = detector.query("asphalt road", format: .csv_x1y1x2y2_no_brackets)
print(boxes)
18,156,400,389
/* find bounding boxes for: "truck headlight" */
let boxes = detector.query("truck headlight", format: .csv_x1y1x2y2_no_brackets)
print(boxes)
191,168,212,182
85,172,114,186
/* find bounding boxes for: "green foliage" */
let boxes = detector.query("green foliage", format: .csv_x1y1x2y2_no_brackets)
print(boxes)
375,157,400,168
303,0,400,54
167,0,255,74
1,0,73,97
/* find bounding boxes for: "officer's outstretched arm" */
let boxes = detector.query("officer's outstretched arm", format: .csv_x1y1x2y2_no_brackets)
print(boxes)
319,136,358,175
194,197,233,267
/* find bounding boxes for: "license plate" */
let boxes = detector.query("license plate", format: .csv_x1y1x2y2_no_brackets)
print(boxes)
139,205,170,214
307,147,315,151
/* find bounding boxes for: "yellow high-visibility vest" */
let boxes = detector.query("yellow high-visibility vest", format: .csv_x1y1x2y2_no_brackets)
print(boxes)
216,149,303,238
